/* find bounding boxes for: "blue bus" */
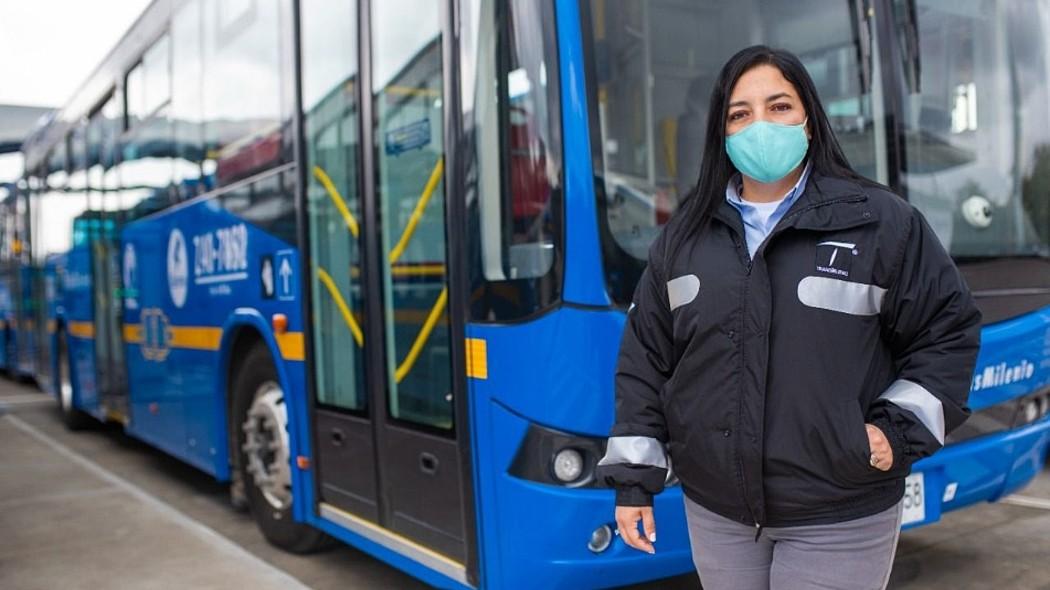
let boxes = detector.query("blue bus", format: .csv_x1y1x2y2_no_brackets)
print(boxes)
16,0,1050,588
0,183,18,373
0,181,50,382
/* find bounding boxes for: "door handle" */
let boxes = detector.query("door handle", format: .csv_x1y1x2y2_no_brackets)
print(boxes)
419,452,439,475
330,427,345,447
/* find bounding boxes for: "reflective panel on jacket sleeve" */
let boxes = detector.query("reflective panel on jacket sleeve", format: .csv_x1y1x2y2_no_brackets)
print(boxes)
878,379,946,444
598,436,668,468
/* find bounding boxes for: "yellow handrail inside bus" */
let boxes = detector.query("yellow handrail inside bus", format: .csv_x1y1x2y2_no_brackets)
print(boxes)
316,266,364,347
313,165,360,238
314,155,448,382
389,157,444,264
349,263,446,278
394,285,448,384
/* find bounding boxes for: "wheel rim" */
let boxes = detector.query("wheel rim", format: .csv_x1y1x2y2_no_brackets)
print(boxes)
241,381,292,511
59,338,73,412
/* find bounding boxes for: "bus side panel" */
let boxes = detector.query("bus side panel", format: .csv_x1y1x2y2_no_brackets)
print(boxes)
16,265,37,377
121,199,305,479
0,277,11,370
966,308,1050,412
63,244,100,417
465,308,697,589
906,306,1050,527
40,262,61,395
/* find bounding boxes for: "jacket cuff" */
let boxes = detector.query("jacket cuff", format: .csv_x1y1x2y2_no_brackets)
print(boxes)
615,486,653,507
870,414,911,469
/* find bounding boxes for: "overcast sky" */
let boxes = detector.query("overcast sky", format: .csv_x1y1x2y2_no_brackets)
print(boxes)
0,0,151,108
0,0,150,181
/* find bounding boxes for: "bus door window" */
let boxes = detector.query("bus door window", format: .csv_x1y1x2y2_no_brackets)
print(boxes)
372,0,453,431
302,0,367,415
461,0,563,321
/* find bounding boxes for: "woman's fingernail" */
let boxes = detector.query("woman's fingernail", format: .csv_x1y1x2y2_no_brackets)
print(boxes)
648,533,656,543
648,547,656,554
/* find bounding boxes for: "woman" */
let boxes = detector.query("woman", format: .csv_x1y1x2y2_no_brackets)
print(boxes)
596,45,981,589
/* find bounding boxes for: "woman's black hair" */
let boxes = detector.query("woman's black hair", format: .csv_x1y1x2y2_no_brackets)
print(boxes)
667,45,868,265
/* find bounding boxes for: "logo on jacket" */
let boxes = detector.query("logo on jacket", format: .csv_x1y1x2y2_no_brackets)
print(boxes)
815,241,857,277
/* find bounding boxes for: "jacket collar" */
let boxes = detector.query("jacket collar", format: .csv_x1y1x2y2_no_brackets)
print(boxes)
713,171,877,234
791,172,878,231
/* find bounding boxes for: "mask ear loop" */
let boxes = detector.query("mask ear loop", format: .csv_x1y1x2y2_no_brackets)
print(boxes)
799,116,811,140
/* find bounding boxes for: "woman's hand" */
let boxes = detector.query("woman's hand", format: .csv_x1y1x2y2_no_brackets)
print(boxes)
865,423,893,471
615,505,656,554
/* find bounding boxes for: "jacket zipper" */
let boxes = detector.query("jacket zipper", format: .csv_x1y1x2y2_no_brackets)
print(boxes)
726,195,867,540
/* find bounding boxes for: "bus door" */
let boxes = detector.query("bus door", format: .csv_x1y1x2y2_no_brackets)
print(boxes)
15,263,34,374
15,192,37,376
87,100,128,421
303,0,472,573
89,218,127,419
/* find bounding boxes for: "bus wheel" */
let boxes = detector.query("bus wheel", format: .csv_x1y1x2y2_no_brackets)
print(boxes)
233,344,329,553
57,331,90,430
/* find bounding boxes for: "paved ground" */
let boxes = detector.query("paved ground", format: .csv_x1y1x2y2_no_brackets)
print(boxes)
1,378,1048,590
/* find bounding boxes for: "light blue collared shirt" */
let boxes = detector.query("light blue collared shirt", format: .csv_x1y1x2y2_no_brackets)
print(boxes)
726,162,812,259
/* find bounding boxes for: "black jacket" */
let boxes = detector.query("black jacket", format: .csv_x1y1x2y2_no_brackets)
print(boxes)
596,172,982,527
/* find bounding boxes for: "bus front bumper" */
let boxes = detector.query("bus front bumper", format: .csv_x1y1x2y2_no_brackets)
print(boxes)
902,414,1050,529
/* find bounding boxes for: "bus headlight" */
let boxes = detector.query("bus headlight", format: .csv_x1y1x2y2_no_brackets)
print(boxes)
1022,398,1041,424
1012,389,1050,427
509,423,679,489
552,448,584,483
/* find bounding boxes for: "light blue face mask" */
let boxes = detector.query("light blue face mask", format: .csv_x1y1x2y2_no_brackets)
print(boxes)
725,118,809,183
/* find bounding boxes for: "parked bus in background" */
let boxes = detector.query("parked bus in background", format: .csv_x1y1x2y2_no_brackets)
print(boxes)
0,179,50,381
0,182,18,373
13,0,1050,588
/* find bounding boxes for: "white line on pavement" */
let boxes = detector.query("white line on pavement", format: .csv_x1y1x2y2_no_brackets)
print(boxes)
0,394,54,403
3,414,312,590
1002,494,1050,511
0,397,56,407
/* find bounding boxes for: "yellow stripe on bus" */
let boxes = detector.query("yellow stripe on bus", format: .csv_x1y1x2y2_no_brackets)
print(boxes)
466,338,488,380
123,324,144,344
68,321,95,339
168,326,224,351
124,323,303,361
275,331,305,361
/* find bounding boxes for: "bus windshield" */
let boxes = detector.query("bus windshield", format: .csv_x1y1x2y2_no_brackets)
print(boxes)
585,0,888,303
584,0,1050,305
895,0,1050,260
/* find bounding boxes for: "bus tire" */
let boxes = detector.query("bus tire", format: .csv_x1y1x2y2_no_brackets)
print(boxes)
57,330,90,430
233,343,330,554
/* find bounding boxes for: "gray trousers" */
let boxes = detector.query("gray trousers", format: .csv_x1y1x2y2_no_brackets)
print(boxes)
683,495,903,590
